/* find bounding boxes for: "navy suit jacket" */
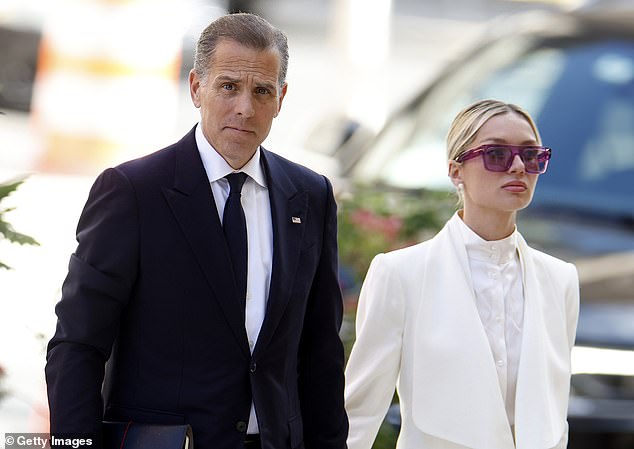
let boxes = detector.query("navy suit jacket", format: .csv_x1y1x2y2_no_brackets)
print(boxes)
45,128,348,449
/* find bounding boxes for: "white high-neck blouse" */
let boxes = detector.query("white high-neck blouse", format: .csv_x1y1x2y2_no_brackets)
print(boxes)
455,215,524,427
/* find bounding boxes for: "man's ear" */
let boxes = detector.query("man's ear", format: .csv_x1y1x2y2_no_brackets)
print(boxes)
189,69,201,108
275,83,288,117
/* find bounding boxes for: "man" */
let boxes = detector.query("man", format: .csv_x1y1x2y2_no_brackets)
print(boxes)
46,13,348,449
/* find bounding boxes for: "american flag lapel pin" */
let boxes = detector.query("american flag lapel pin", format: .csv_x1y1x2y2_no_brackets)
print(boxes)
292,216,301,224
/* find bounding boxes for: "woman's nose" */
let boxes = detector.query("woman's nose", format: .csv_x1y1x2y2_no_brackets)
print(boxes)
508,154,526,173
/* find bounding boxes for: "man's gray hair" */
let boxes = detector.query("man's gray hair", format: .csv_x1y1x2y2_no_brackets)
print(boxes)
194,13,289,87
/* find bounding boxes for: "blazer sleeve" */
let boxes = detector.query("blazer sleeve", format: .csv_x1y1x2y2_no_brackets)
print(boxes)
45,167,139,436
298,176,349,449
560,261,580,449
565,262,580,351
345,253,405,449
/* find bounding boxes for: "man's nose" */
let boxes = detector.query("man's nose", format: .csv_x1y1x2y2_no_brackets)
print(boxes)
235,92,255,117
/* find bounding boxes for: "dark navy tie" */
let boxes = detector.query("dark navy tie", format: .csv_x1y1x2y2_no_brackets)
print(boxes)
223,172,248,308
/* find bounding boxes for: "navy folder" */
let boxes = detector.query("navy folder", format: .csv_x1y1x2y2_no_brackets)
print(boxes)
102,421,193,449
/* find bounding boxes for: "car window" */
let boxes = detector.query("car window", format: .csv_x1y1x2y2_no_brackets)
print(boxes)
362,37,634,219
533,41,634,217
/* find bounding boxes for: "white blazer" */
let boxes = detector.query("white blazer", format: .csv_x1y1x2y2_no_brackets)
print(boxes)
345,214,579,449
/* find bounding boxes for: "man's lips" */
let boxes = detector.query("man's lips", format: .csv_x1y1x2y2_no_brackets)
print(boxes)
502,181,528,192
225,126,254,134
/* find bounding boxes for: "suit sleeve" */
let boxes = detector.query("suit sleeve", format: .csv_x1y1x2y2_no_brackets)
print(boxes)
45,167,139,436
298,176,349,449
345,253,405,449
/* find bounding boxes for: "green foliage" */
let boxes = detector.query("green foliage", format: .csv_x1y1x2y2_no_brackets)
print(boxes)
0,178,39,269
337,183,455,287
372,421,399,449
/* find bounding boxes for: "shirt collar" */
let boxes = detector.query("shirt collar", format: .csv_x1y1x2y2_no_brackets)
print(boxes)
195,123,267,188
454,212,518,265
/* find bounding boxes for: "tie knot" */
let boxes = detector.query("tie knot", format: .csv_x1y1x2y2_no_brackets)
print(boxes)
225,172,248,194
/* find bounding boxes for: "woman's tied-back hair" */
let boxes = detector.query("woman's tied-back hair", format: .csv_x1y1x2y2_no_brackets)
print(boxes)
446,99,541,163
193,12,289,88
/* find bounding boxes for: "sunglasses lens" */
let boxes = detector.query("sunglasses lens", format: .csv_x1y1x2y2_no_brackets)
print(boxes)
482,147,511,172
522,148,549,173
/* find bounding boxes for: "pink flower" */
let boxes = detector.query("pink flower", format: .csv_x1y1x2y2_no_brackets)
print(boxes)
350,209,403,242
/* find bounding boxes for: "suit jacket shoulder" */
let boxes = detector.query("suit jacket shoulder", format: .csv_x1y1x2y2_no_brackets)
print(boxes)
260,147,332,193
115,128,203,185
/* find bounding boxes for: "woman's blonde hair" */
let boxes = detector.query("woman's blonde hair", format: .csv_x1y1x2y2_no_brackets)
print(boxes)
446,99,541,163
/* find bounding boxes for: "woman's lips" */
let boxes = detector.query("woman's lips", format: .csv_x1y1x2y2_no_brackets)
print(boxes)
502,181,528,192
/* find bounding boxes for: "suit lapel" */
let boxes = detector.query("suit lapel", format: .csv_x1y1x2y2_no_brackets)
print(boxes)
252,150,307,357
412,216,515,449
514,236,569,449
162,129,250,357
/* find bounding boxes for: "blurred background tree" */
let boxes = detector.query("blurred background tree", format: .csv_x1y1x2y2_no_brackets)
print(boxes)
0,178,39,270
337,184,456,449
0,176,39,406
337,184,455,291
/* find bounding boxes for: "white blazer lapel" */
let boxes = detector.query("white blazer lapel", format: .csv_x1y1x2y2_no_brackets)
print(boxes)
514,235,570,449
412,217,515,449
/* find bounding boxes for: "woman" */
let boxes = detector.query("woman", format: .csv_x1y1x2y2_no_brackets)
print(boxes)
344,99,579,449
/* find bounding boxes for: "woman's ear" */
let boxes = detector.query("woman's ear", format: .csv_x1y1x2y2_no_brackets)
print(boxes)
448,160,463,188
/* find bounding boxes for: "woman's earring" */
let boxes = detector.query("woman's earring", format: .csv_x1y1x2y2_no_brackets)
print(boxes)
457,183,464,193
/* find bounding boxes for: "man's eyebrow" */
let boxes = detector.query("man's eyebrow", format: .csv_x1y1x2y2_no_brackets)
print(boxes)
256,81,277,92
214,75,241,84
213,76,277,92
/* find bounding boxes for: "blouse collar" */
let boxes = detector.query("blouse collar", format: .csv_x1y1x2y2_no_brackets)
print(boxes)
453,212,518,265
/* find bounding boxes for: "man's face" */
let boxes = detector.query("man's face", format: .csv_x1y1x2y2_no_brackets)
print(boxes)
189,39,287,169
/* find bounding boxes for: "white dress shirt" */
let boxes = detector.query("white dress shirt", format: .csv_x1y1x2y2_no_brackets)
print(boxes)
456,216,524,428
195,124,273,434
